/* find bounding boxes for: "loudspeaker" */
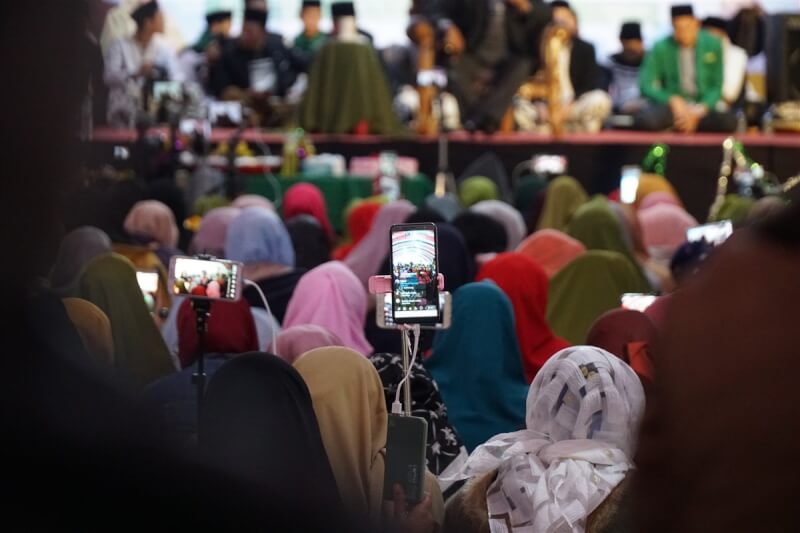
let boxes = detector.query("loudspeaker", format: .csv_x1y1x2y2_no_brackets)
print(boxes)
767,13,800,103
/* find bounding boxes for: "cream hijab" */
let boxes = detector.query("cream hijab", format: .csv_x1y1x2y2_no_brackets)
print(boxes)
294,347,387,525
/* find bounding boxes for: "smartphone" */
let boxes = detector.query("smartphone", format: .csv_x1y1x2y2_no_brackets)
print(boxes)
532,155,567,176
621,293,658,312
383,414,428,504
390,224,440,324
136,270,160,313
168,256,243,301
686,220,733,246
620,165,641,204
417,68,447,88
152,80,183,104
378,292,451,330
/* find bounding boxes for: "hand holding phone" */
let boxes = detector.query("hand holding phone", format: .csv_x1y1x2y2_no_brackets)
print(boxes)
383,414,428,505
620,166,641,204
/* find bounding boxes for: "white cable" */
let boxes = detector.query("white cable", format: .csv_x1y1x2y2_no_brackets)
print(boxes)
243,279,278,355
392,323,421,415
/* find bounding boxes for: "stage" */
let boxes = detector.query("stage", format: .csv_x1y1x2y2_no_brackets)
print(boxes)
89,128,800,222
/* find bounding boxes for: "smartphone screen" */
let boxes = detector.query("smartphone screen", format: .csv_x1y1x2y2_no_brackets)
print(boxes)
532,155,567,175
390,224,440,324
620,166,641,204
136,270,160,313
168,256,243,301
621,293,658,312
686,220,733,246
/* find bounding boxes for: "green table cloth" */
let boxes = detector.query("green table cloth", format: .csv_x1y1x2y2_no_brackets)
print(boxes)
298,41,403,134
245,174,433,233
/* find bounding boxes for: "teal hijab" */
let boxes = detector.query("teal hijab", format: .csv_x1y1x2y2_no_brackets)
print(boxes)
427,282,528,451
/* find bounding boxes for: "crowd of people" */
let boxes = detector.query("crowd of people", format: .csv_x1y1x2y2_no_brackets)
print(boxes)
85,0,778,134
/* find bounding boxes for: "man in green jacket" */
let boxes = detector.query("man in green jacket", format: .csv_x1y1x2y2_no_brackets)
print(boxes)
635,4,736,132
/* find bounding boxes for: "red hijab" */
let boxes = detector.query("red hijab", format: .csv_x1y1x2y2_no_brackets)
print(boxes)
332,200,383,260
476,253,570,382
587,308,657,383
283,183,334,240
177,298,258,368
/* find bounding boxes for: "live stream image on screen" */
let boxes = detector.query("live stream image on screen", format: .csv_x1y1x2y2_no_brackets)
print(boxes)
391,228,438,320
172,257,239,300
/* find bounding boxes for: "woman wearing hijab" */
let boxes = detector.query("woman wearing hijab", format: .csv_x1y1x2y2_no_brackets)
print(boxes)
188,206,241,257
332,199,384,261
710,194,755,227
587,308,657,383
62,297,115,366
79,254,175,389
294,347,444,529
123,199,183,266
547,250,651,344
282,182,335,241
452,212,508,258
442,346,645,533
231,194,275,211
470,200,527,251
283,261,373,356
49,226,112,295
638,203,698,259
632,173,679,206
638,191,682,211
370,352,469,495
146,298,259,447
199,353,349,529
427,282,528,452
536,176,589,232
459,176,500,208
225,207,303,324
286,215,332,270
516,229,586,279
276,324,344,365
567,196,653,290
345,200,416,288
476,253,570,383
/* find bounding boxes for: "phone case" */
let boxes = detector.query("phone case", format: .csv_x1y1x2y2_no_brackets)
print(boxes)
383,414,428,504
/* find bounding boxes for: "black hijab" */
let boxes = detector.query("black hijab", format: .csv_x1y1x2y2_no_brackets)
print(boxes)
452,211,508,256
286,214,332,271
199,352,345,523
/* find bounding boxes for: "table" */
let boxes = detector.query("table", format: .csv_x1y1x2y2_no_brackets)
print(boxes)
245,174,434,232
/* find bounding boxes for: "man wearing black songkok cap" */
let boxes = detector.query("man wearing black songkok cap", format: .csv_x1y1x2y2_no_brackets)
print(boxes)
293,1,328,55
606,22,646,113
635,4,736,132
702,16,747,109
415,0,552,133
330,1,374,45
208,0,303,103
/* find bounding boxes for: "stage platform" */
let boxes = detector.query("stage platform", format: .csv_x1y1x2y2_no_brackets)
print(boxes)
89,128,800,222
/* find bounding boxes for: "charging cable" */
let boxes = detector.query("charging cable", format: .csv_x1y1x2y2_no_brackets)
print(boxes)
244,279,278,355
391,323,421,415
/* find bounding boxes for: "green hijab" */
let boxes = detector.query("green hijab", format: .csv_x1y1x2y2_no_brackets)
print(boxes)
547,250,651,344
79,254,174,389
709,194,755,227
459,176,499,208
566,196,652,290
536,176,589,231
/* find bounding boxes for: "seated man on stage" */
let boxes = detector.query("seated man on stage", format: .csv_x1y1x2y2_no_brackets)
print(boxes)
702,16,748,112
293,1,328,56
330,1,374,46
427,0,552,133
635,4,736,133
546,1,612,132
103,0,184,126
179,1,234,86
607,22,647,115
208,1,302,124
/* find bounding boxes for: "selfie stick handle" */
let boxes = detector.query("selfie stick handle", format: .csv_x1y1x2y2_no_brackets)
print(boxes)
192,299,212,425
401,329,412,417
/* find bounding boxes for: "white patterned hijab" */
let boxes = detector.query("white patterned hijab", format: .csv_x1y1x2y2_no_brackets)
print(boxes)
443,346,645,533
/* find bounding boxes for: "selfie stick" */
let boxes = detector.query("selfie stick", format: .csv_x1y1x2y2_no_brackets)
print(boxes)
368,274,445,416
191,296,212,424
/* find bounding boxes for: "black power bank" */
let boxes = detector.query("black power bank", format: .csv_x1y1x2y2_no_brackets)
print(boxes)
383,414,428,504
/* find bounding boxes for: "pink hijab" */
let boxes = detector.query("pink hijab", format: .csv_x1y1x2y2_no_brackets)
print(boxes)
231,194,276,211
189,207,241,256
639,192,682,211
276,325,344,364
638,204,698,255
515,229,586,278
124,200,179,248
283,261,373,356
344,200,416,287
